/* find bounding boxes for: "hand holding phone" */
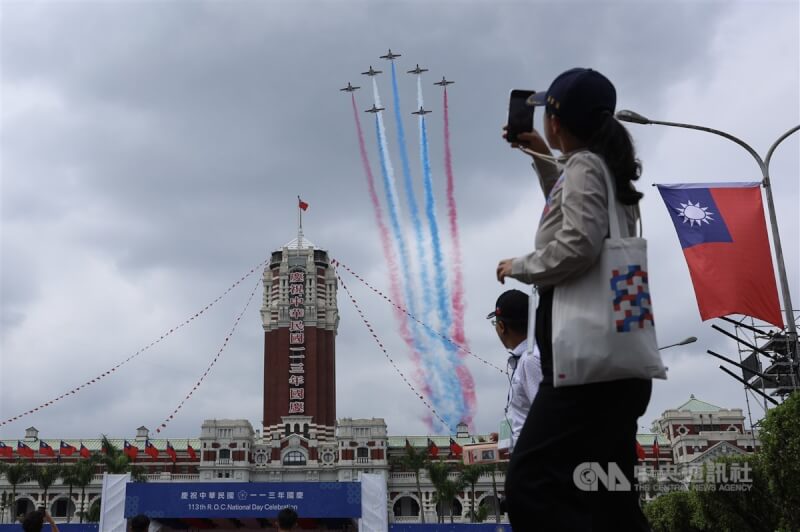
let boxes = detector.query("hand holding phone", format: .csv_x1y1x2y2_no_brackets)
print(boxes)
506,89,536,143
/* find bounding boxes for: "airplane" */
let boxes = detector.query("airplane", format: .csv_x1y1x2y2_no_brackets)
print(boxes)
365,104,385,113
361,65,382,77
407,64,428,75
411,106,432,116
434,76,454,86
339,82,360,92
379,49,401,60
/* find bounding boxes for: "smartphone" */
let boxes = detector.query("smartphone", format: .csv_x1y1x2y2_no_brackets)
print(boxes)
506,89,536,143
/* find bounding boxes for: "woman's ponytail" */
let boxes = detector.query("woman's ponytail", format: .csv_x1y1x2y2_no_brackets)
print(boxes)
587,113,643,206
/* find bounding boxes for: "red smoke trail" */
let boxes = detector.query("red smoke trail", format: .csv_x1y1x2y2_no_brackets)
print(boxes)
443,87,476,420
351,93,427,390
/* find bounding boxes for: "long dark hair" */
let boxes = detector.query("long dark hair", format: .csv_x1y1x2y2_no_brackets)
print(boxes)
586,112,643,205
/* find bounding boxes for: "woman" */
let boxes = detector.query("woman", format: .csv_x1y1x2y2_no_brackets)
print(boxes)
497,68,652,531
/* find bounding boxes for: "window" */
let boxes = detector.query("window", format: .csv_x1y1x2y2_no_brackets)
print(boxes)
285,424,291,436
356,447,369,464
53,499,69,518
283,451,306,466
217,428,232,439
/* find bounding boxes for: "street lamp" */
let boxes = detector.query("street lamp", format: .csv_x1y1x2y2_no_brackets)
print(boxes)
616,110,799,378
658,336,698,351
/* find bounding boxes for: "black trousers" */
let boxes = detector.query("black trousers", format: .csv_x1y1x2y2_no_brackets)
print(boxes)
505,288,652,532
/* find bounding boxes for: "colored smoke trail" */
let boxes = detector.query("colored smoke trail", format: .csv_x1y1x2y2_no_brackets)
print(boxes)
371,79,447,410
350,93,426,390
443,86,476,421
416,75,468,423
388,61,435,334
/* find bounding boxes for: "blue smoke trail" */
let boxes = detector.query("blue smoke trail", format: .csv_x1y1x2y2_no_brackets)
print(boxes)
372,79,448,424
416,76,465,425
389,62,435,337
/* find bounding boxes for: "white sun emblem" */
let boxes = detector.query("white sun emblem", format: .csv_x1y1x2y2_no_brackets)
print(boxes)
675,200,715,226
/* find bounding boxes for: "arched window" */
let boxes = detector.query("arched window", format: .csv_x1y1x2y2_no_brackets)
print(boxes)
392,496,420,517
283,451,306,466
285,423,291,436
294,423,300,434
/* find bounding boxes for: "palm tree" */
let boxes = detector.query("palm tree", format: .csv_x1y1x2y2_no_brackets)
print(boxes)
460,463,490,522
60,464,78,523
397,443,429,523
3,460,32,523
34,464,61,514
72,459,95,524
427,460,465,523
99,436,146,481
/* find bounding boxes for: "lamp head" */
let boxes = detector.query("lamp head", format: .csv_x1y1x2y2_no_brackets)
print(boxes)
615,109,651,124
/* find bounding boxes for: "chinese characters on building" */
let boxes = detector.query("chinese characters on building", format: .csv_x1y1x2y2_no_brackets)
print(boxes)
288,270,306,415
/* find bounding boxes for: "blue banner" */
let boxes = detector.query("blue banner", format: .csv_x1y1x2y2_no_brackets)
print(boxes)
124,482,361,519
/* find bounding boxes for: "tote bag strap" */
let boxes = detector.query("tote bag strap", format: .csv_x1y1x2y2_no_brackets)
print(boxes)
595,156,630,239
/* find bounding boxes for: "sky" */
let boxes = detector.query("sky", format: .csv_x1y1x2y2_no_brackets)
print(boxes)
1,0,798,442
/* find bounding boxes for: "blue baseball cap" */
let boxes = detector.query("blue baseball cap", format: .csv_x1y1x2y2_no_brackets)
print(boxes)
530,67,617,137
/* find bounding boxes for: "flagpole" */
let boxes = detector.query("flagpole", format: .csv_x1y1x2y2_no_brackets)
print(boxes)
616,110,799,382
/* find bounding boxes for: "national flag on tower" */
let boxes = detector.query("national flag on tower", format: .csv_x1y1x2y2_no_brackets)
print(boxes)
186,443,197,461
145,440,159,460
427,438,439,458
39,440,56,457
17,441,34,458
166,441,178,462
449,438,463,458
123,440,139,460
298,197,309,211
79,443,91,459
0,442,12,458
60,441,77,457
635,440,646,462
657,183,783,328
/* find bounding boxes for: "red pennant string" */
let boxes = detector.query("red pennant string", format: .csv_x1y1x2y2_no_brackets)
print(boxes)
335,269,449,430
1,258,268,427
331,258,504,375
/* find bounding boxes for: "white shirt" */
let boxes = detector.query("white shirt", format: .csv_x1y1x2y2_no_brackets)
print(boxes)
504,338,542,452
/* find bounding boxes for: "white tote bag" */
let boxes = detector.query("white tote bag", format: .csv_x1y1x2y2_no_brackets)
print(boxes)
551,161,667,387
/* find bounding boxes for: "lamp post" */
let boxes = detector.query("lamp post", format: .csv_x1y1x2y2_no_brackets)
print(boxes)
617,110,799,379
658,336,698,351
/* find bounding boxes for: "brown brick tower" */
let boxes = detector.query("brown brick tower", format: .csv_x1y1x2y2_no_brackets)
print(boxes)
261,233,338,441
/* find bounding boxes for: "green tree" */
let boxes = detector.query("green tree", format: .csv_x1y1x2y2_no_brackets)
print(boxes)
460,463,490,522
395,443,429,523
60,464,78,523
72,459,96,524
2,460,32,522
644,490,705,532
98,436,147,481
34,464,61,513
426,461,465,524
758,389,800,531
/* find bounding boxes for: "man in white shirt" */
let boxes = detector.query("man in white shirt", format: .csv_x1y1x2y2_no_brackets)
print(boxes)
488,289,542,452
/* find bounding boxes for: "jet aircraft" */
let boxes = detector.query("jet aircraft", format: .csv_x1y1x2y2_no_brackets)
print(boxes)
434,77,454,86
361,66,382,77
407,64,429,75
411,106,432,116
365,104,385,113
380,49,401,60
340,82,360,92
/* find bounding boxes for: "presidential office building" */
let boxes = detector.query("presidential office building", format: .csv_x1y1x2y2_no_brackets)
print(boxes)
0,235,760,527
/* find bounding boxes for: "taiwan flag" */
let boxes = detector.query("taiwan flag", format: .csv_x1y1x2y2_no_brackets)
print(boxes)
17,441,34,458
657,183,783,328
145,440,159,460
0,442,12,458
449,438,463,458
60,441,77,457
39,440,56,457
123,440,139,460
186,443,197,461
79,443,91,459
635,440,646,462
427,439,439,458
166,441,178,463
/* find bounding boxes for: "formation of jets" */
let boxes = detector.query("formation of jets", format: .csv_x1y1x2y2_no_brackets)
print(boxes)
361,65,382,77
343,51,453,117
380,49,401,60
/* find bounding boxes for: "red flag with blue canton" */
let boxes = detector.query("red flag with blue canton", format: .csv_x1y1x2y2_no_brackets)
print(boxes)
124,440,139,460
17,441,34,458
60,441,76,456
39,440,55,457
0,442,12,458
635,440,645,461
79,443,91,459
145,440,159,460
657,182,783,328
166,441,178,462
186,443,197,461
